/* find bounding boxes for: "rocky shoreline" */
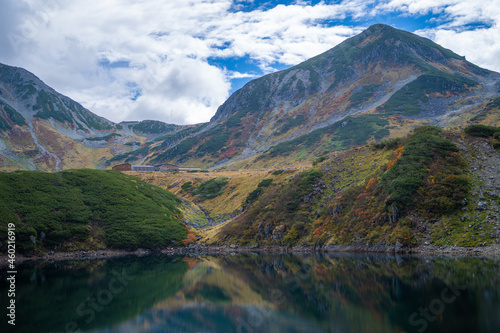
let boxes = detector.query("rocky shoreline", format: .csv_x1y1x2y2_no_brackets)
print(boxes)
2,243,500,265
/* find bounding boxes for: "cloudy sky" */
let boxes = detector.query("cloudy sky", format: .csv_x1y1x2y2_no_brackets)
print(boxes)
1,0,499,125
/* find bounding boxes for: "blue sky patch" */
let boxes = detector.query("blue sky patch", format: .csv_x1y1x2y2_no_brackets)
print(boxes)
98,59,131,69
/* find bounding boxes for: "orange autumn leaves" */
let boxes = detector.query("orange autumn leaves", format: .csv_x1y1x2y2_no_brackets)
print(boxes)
386,146,404,171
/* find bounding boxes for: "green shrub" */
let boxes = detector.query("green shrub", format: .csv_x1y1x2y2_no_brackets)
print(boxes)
286,200,298,212
193,177,228,200
132,120,177,134
258,179,273,187
312,156,327,166
464,125,499,138
279,114,306,134
372,137,402,150
196,131,231,155
0,100,27,127
295,170,323,195
181,181,193,192
382,74,478,116
245,187,263,205
86,133,122,141
381,126,467,215
349,84,379,107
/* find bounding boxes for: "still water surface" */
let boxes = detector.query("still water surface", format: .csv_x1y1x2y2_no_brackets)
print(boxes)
1,253,500,333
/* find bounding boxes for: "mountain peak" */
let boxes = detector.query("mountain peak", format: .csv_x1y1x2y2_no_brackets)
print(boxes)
2,26,499,172
197,25,498,169
365,23,396,33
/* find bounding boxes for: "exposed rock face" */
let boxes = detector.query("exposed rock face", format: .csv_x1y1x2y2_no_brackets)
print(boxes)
2,25,500,171
148,24,500,168
0,63,186,171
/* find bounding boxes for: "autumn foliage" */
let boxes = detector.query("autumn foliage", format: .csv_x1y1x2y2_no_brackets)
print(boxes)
386,146,403,171
183,226,197,245
214,126,470,249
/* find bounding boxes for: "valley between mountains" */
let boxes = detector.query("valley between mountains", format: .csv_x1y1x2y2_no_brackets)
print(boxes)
1,24,500,255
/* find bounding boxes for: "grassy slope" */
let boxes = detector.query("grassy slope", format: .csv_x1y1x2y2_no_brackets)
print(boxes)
198,126,500,248
128,168,304,225
0,169,188,253
2,126,497,253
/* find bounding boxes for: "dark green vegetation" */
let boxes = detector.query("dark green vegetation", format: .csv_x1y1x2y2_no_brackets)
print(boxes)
349,84,379,107
33,89,112,130
106,146,150,165
0,100,27,130
380,126,468,215
486,96,500,110
0,114,9,131
258,178,273,188
181,181,193,192
465,124,500,149
0,169,187,253
86,133,122,141
312,156,327,166
285,170,323,213
380,74,478,116
193,177,229,200
151,136,199,163
154,124,206,143
217,127,473,247
279,114,307,134
464,124,500,138
244,179,274,206
34,90,72,124
196,130,231,156
132,120,177,134
221,169,324,244
149,121,242,164
263,114,389,158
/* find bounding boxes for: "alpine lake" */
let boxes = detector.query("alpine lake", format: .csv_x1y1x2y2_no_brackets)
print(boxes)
1,252,500,333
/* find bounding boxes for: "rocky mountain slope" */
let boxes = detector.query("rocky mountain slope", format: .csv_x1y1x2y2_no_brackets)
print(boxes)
123,24,500,169
193,125,500,249
0,63,189,171
2,24,499,172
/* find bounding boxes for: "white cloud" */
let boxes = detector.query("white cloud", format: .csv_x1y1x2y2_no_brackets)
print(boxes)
129,56,231,124
0,0,499,125
379,0,500,72
419,27,500,72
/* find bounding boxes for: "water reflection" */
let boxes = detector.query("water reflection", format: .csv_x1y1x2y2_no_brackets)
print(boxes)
1,253,500,333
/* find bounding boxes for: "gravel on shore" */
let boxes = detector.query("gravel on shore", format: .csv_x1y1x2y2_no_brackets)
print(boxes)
2,244,500,265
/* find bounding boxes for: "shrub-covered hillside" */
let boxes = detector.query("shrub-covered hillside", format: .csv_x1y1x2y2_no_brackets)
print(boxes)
0,169,188,253
207,126,500,248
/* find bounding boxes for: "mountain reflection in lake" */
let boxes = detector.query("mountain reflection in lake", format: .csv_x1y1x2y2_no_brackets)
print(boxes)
1,253,500,333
